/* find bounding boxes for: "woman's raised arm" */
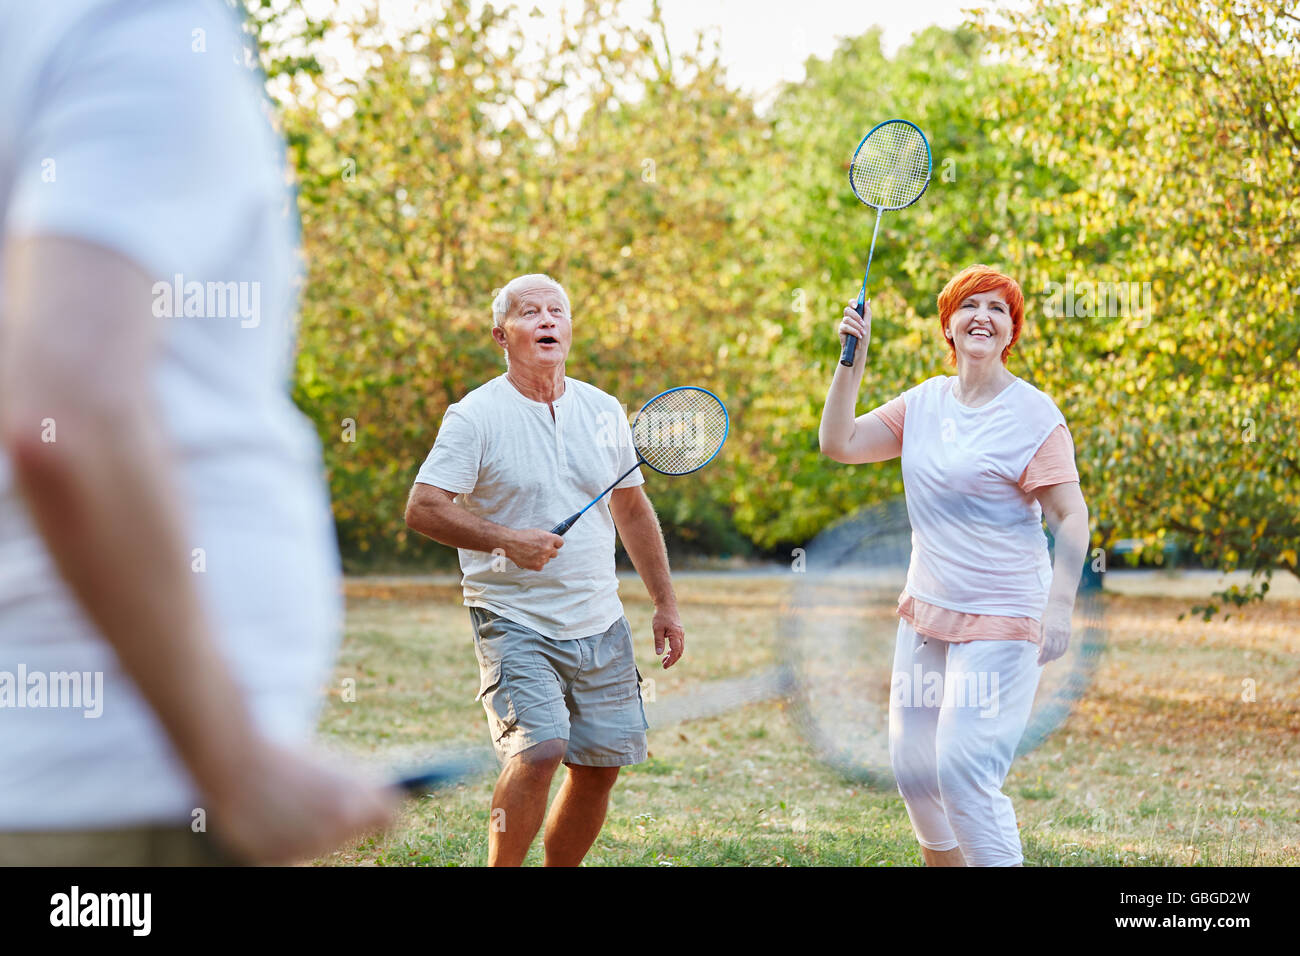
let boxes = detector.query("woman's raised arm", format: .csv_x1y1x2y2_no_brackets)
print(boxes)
819,298,903,463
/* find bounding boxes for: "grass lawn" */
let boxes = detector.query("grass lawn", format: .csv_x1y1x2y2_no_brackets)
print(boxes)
311,575,1300,866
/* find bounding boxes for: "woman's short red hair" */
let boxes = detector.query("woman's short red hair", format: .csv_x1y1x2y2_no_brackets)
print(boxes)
937,264,1025,366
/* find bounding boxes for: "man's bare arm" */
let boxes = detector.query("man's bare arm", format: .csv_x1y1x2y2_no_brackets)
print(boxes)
608,485,676,606
404,483,562,572
609,485,684,667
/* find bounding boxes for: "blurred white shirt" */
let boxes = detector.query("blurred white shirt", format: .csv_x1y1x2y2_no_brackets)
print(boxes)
0,0,341,828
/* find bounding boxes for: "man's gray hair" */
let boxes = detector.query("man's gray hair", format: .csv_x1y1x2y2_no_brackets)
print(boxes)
491,274,571,328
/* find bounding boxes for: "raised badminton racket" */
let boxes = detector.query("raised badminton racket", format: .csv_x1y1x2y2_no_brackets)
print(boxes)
839,119,932,367
550,386,729,536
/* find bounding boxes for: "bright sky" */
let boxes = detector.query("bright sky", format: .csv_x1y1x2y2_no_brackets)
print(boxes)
302,0,988,102
635,0,983,97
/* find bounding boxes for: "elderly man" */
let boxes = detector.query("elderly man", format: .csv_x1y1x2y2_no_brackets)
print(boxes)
405,273,684,867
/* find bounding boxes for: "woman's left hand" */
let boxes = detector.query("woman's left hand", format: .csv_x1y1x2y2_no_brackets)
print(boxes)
1037,600,1073,665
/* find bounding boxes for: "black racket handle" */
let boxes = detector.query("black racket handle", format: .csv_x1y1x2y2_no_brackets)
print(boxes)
839,334,859,367
839,299,867,367
550,515,578,536
397,759,479,796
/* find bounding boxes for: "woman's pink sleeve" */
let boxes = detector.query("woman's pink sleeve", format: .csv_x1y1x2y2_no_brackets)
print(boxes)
1018,424,1079,493
868,396,906,443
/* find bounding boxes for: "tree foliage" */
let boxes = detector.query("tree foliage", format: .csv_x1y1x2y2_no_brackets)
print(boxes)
245,0,1298,603
271,0,766,562
986,0,1300,610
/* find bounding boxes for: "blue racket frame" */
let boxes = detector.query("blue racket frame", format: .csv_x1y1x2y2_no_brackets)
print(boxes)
550,386,729,536
638,385,730,477
840,118,933,368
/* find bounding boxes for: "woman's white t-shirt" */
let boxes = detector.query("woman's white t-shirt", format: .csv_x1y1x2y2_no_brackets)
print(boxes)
898,374,1067,619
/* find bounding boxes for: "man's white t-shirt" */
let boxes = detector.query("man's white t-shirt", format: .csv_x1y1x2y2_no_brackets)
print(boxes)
0,1,341,828
899,374,1067,618
415,374,644,639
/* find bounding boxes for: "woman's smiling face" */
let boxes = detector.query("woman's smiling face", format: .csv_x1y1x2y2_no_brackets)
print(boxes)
948,290,1013,362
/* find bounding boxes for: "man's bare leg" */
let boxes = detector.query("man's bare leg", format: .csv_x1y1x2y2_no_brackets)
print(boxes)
488,739,566,867
542,763,620,867
921,845,967,866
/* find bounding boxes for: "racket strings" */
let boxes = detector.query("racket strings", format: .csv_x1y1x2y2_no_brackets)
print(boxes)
633,388,728,475
850,121,930,210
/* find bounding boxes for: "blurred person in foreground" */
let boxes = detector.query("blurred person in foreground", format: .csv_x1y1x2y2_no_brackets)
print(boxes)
0,0,396,865
819,265,1090,867
405,273,684,866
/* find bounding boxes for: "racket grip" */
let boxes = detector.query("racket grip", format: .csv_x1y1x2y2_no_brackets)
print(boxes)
839,334,859,367
550,515,578,536
839,298,867,367
397,766,464,796
398,772,453,796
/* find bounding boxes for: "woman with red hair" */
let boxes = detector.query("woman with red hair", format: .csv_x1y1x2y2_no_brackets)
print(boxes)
818,264,1090,867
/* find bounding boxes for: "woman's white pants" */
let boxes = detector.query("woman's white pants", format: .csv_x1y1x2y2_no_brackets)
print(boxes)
888,618,1044,866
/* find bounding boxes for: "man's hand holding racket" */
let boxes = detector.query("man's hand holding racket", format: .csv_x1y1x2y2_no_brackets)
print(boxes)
504,527,565,571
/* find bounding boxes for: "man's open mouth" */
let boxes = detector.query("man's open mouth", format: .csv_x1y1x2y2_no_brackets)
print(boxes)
537,336,558,345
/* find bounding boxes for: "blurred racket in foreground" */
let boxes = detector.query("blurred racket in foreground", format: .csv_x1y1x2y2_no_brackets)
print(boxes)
551,386,729,535
395,750,499,797
839,119,932,367
779,497,1106,785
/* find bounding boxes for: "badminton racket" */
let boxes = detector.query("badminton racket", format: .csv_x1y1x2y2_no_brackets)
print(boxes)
395,751,496,796
840,119,932,367
550,386,729,536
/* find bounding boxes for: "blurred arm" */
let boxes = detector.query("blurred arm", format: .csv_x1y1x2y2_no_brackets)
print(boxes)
0,234,261,805
1036,480,1090,608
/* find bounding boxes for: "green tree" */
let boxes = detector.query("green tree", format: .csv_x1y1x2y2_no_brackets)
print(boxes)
728,25,1067,549
268,0,768,563
242,0,1299,607
985,0,1300,613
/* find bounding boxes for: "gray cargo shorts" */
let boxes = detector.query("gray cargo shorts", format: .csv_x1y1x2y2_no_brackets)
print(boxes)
469,606,649,767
